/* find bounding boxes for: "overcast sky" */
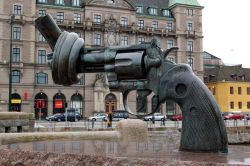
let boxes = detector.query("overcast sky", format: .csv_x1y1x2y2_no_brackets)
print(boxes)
199,0,250,68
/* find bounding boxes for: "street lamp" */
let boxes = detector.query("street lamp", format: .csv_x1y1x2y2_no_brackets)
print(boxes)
189,50,192,68
8,15,13,112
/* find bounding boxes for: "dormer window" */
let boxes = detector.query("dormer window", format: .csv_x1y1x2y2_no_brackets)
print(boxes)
55,0,64,5
162,9,170,17
136,6,143,14
230,74,237,80
149,7,157,15
239,75,245,81
187,8,193,16
38,0,47,3
107,0,114,3
72,0,80,6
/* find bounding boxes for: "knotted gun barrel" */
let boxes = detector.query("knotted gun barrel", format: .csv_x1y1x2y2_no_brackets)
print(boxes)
35,14,161,86
35,14,228,153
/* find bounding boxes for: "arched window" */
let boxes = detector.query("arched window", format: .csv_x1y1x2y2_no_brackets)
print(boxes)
53,92,66,114
36,72,48,84
71,93,83,115
11,93,21,112
34,92,48,119
12,70,20,83
105,93,117,112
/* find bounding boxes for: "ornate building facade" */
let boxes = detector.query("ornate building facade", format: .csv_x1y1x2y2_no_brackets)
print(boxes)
0,0,203,118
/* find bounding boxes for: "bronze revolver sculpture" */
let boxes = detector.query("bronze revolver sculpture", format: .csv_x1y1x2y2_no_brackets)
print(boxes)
35,14,228,153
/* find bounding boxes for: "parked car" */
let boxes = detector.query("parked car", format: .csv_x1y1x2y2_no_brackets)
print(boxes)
45,113,64,121
88,113,107,121
223,113,245,120
170,114,184,121
64,111,81,121
246,115,250,120
112,110,129,121
45,111,81,122
143,113,165,121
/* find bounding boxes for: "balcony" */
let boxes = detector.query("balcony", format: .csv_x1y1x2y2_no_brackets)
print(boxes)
54,19,177,37
11,14,26,24
185,30,196,38
119,24,132,33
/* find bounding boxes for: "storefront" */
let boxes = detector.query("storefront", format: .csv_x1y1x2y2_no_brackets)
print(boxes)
34,92,48,119
70,93,83,116
11,93,21,112
53,92,66,114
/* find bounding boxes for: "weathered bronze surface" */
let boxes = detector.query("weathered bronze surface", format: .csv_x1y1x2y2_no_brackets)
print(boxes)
35,14,228,153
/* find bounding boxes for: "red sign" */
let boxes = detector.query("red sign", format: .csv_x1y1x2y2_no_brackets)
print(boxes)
35,100,46,109
55,100,63,109
23,92,28,101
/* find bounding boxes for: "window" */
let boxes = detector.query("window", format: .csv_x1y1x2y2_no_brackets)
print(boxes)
238,102,242,109
152,21,158,31
77,75,84,85
13,5,22,15
55,0,64,5
38,32,46,42
36,72,48,84
94,33,101,46
38,0,47,3
162,9,170,17
248,102,250,109
138,37,145,44
149,8,157,15
167,22,173,32
187,8,193,16
247,87,250,95
94,14,101,24
187,22,193,31
13,27,21,40
238,87,242,95
107,0,115,3
72,0,80,6
230,102,234,109
38,50,46,64
230,87,234,94
74,13,81,23
138,20,144,29
121,36,128,46
212,87,216,95
187,57,193,69
39,10,46,17
75,32,81,37
167,57,175,63
12,48,20,62
12,70,20,83
120,17,128,27
187,41,193,52
57,12,64,23
167,39,173,49
136,6,143,14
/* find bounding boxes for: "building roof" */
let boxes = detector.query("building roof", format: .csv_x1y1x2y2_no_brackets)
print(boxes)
134,0,169,9
203,51,221,60
133,0,173,18
204,65,250,83
168,0,201,8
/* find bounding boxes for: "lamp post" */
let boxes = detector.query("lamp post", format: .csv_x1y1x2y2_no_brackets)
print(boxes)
8,15,13,112
189,50,192,68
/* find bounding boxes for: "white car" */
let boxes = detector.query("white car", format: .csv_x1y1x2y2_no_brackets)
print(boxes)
88,113,107,121
143,113,166,121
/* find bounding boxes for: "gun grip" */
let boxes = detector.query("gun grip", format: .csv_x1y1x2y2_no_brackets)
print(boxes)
159,64,228,153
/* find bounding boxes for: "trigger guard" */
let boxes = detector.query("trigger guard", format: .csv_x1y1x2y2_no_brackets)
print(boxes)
123,91,160,117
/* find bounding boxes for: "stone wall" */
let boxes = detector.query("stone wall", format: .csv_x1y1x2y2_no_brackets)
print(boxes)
226,126,250,144
0,112,35,133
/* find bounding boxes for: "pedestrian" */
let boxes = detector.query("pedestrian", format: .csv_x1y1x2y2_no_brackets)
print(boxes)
107,111,113,128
